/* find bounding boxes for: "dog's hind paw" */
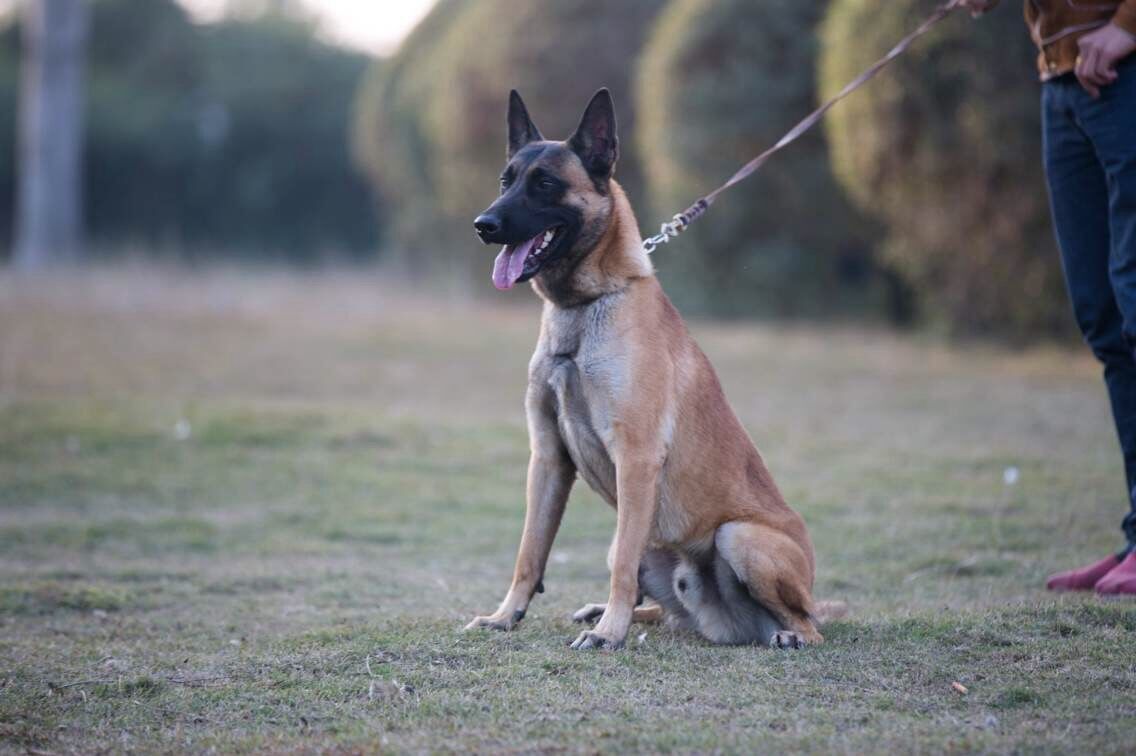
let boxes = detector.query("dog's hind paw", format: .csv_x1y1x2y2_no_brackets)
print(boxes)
769,631,809,649
571,603,606,624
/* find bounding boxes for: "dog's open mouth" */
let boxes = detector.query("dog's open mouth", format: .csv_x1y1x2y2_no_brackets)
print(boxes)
492,226,564,291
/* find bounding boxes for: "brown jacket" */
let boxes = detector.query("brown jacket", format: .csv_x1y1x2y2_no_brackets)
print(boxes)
1015,0,1136,79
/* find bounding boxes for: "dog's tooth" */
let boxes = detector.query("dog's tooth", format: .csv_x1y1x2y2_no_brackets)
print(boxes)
544,230,553,241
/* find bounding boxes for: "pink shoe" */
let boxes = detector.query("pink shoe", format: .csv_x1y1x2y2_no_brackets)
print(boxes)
1095,552,1136,596
1045,554,1121,592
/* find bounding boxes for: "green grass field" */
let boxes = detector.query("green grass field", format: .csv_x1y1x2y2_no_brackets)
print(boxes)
1,268,1133,754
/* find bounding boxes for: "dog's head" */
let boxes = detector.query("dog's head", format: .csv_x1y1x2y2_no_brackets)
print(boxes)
473,89,619,291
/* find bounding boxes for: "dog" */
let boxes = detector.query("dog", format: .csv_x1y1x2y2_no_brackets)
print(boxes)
466,88,842,650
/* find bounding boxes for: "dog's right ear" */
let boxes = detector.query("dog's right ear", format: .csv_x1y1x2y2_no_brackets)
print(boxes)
507,90,543,159
567,88,618,179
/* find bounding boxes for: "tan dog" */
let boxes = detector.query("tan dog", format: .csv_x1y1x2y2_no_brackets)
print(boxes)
468,89,839,650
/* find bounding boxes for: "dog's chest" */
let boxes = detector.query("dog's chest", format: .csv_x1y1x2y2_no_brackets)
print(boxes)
536,301,625,505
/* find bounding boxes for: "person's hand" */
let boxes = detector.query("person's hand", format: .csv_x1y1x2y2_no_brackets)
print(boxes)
1076,23,1136,98
957,0,998,18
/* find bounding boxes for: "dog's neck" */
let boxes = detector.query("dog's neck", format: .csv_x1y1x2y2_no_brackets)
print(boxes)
532,180,653,309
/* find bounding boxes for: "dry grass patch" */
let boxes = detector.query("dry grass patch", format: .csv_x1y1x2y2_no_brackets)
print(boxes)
0,268,1131,753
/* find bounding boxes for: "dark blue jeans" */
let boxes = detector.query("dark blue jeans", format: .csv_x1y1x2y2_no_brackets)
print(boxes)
1042,56,1136,552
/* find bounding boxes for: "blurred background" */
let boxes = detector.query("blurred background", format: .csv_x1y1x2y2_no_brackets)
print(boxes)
0,0,1070,340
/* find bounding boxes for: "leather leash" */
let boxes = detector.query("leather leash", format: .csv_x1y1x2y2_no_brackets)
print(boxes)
643,0,965,255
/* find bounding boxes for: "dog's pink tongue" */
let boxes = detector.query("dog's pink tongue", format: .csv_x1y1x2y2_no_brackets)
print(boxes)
492,235,539,291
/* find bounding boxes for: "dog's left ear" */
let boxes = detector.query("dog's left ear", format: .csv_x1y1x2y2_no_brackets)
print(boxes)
568,88,618,178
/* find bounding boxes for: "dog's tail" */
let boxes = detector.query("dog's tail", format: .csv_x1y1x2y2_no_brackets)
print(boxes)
812,600,849,626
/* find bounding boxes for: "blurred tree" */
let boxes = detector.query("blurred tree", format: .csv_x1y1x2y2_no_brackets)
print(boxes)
83,0,205,252
186,13,377,258
0,19,19,254
352,0,463,278
636,0,895,321
820,0,1070,338
1,0,376,262
14,0,88,269
353,0,666,287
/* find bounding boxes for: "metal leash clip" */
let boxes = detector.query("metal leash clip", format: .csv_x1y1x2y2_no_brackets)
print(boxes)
642,213,689,255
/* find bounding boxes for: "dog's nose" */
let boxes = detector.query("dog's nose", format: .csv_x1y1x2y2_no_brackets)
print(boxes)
473,214,501,240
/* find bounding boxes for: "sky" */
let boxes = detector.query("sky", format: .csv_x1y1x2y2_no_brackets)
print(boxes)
178,0,437,55
0,0,437,57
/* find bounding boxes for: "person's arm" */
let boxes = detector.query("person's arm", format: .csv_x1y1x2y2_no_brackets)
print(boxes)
1114,0,1136,39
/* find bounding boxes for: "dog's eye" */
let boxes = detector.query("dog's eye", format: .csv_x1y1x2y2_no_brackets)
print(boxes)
499,177,510,191
538,177,557,191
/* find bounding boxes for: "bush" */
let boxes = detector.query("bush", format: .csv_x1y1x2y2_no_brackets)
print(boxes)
185,15,377,257
635,0,893,320
819,0,1071,338
353,0,667,287
351,0,464,277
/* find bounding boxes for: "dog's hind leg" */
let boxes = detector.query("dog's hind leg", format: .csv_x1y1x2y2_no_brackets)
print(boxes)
572,602,664,625
715,521,823,647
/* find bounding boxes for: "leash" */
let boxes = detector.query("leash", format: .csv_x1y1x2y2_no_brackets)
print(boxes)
643,0,965,255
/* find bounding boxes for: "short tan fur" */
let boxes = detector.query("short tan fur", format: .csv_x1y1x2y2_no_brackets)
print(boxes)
467,89,839,650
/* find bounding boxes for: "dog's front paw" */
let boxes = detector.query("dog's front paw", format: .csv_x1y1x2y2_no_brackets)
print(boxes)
569,629,624,651
464,609,524,633
571,603,606,624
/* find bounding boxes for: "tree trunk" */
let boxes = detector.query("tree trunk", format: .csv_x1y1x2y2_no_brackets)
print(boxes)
13,0,89,270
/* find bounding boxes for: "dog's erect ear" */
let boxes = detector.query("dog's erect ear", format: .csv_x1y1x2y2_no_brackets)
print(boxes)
507,90,543,159
568,88,618,178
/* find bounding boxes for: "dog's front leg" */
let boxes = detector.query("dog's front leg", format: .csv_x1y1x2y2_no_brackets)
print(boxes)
571,456,660,650
465,403,574,632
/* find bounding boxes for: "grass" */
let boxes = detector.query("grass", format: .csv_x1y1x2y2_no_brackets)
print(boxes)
0,267,1133,753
